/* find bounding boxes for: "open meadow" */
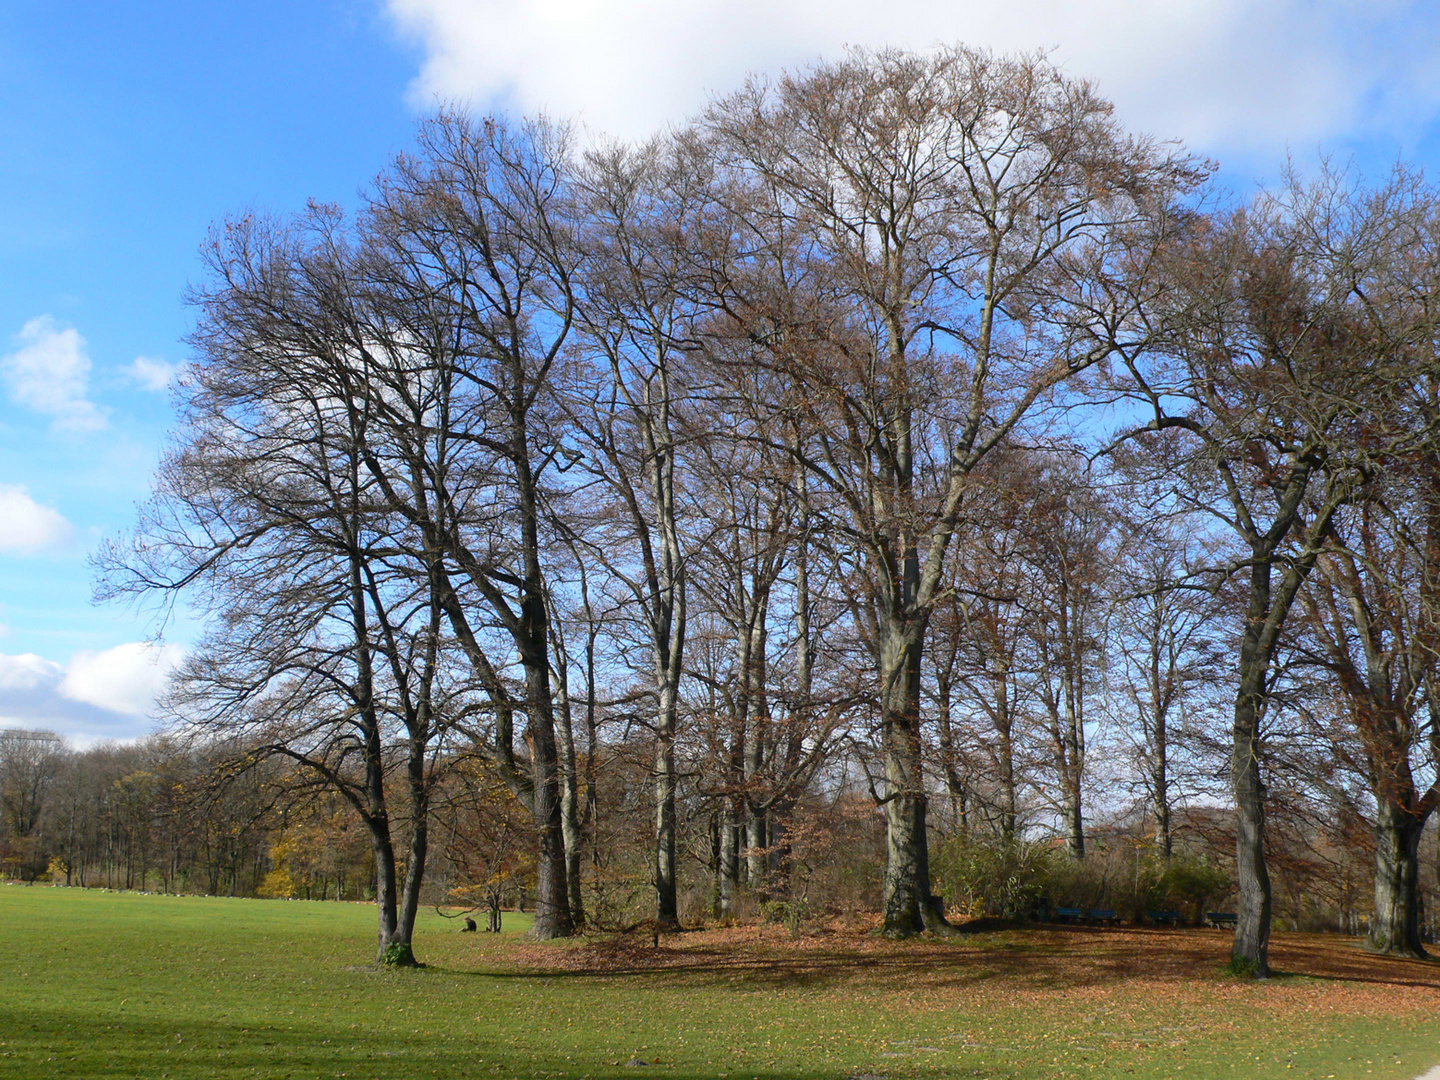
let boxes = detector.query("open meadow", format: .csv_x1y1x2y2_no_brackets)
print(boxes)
3,887,1440,1079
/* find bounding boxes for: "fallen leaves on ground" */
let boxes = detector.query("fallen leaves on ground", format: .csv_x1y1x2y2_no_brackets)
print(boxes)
503,916,1440,1024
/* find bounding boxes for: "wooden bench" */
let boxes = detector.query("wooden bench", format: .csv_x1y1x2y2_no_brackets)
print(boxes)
1053,906,1084,924
1205,911,1237,929
1086,908,1120,926
1146,909,1182,927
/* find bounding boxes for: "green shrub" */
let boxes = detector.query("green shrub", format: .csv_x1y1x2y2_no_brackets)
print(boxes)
932,837,1061,920
1155,855,1231,921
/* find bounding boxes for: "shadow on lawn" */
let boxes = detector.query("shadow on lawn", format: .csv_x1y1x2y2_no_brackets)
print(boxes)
469,925,1440,996
2,1005,819,1080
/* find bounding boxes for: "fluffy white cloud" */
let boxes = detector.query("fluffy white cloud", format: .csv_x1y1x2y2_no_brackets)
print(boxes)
58,641,185,718
0,485,74,554
1,315,107,431
0,652,61,692
386,0,1440,153
0,644,182,744
126,355,179,392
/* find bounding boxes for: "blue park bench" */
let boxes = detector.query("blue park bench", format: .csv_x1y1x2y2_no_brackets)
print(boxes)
1205,911,1237,929
1146,909,1182,927
1053,907,1119,926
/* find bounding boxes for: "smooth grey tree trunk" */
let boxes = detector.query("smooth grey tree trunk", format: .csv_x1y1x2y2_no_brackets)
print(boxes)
551,659,587,928
1369,800,1427,957
878,620,950,937
1232,562,1274,976
743,609,769,891
368,816,406,964
719,816,740,918
526,656,574,940
654,680,680,928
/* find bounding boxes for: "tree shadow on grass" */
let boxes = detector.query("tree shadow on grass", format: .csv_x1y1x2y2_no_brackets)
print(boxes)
0,1002,828,1080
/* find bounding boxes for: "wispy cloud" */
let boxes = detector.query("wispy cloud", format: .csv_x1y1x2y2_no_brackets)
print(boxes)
126,355,179,392
0,484,74,554
2,315,108,431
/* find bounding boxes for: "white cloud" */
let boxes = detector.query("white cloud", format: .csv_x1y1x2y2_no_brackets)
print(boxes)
385,0,1440,154
0,652,61,692
59,641,185,718
0,485,74,554
0,644,181,744
126,355,178,392
1,315,108,431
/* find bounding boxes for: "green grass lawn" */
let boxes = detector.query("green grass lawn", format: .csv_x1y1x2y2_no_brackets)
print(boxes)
2,885,1438,1079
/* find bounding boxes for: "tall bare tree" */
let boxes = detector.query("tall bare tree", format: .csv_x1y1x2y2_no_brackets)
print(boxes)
1115,173,1408,974
700,46,1198,933
360,113,583,938
569,139,706,927
100,207,456,963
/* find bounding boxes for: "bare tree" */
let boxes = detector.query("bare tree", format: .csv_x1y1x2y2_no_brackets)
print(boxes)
568,138,706,927
1014,456,1110,858
1110,516,1228,859
100,206,456,963
360,112,582,938
1114,173,1406,974
699,45,1198,936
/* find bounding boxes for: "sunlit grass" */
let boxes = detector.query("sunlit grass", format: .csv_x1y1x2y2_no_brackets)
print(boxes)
1,885,1435,1079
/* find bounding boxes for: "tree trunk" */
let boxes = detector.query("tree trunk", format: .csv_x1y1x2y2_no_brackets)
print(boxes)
743,610,769,891
1062,670,1086,859
395,734,430,963
654,680,680,928
1232,616,1272,976
368,818,405,965
1064,787,1085,860
719,815,739,918
879,623,948,937
1153,709,1172,858
526,650,574,940
552,661,587,928
1369,799,1427,958
1154,772,1172,859
998,708,1017,845
934,674,970,839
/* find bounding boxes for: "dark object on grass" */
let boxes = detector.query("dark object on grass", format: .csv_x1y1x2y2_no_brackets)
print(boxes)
1147,909,1182,927
1206,911,1238,929
462,917,476,932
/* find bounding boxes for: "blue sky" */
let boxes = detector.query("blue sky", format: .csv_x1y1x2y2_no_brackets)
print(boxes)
3,0,1440,743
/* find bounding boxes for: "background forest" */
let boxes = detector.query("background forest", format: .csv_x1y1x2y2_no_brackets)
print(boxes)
4,45,1439,978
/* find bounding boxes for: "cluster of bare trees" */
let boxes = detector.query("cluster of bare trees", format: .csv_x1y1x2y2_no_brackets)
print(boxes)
85,45,1440,975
